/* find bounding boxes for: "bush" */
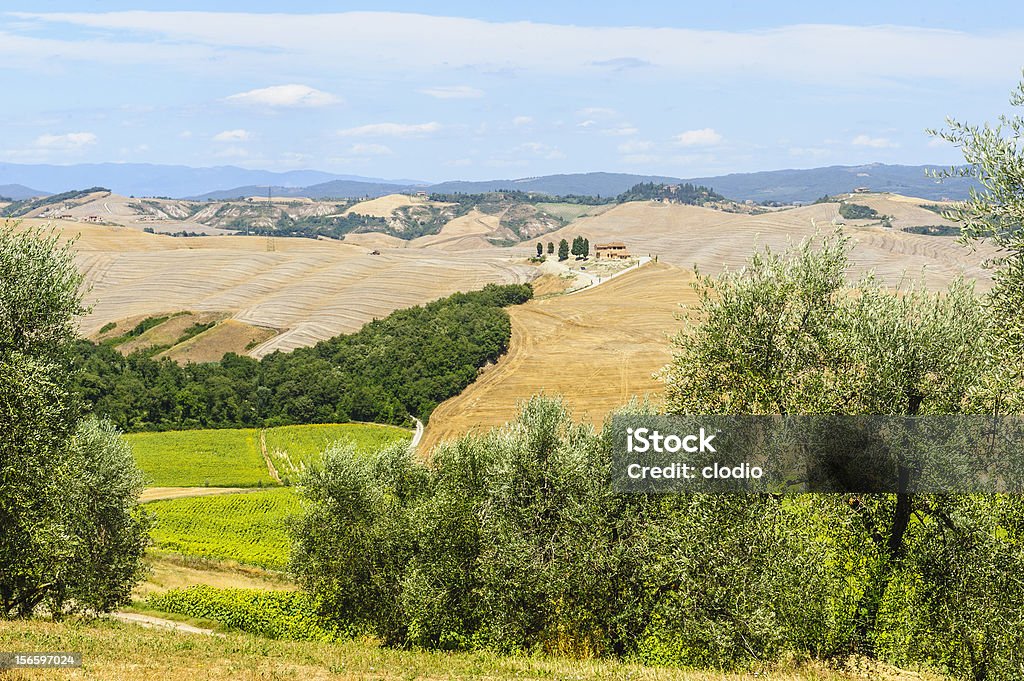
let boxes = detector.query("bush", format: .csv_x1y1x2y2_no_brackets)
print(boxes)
290,398,875,665
838,202,880,220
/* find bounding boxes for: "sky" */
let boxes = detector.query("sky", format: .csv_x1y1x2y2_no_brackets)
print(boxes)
1,2,1023,182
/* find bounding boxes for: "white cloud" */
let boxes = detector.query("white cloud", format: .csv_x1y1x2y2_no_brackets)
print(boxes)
213,129,252,142
35,131,97,149
336,122,441,137
512,116,533,127
577,120,598,129
675,128,722,147
5,13,1023,88
484,158,529,168
851,134,898,149
349,143,393,156
604,125,638,136
446,158,473,166
225,84,338,108
618,139,654,153
927,137,952,148
417,85,483,99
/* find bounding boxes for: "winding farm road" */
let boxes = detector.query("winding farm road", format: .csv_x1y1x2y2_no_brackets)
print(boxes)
410,418,424,449
566,256,652,295
112,612,222,637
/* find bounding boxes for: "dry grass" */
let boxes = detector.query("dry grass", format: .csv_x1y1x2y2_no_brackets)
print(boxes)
340,231,409,249
138,487,255,503
410,209,508,250
0,619,942,681
114,311,224,355
159,319,277,364
16,193,989,368
420,262,696,451
131,553,293,599
342,193,429,218
835,193,958,231
530,272,575,296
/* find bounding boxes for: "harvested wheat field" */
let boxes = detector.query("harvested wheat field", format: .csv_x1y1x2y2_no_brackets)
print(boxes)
544,198,993,290
46,220,535,358
420,262,696,452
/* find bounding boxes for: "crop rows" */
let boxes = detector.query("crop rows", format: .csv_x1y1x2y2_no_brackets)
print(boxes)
148,585,339,641
147,488,299,569
125,428,272,488
265,422,411,477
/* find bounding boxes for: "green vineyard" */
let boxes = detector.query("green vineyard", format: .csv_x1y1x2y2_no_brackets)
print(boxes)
127,422,411,488
148,585,339,641
264,422,411,479
125,428,271,488
147,488,300,569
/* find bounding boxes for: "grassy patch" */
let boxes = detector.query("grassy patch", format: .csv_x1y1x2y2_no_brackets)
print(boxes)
264,423,411,478
147,488,300,569
0,618,905,681
125,428,273,487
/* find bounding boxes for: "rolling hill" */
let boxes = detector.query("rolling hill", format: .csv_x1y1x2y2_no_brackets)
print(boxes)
419,193,993,451
47,219,536,358
24,191,987,372
419,262,696,451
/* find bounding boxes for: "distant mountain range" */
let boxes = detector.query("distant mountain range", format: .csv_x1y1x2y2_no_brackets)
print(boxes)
0,162,417,201
0,162,976,204
0,184,45,201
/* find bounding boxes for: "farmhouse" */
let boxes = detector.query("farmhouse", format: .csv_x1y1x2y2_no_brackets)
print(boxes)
594,242,631,260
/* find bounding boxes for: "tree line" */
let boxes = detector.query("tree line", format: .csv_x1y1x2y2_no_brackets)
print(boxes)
73,283,533,432
536,236,590,260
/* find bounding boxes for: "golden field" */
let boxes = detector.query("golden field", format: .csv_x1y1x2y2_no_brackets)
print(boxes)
420,262,697,451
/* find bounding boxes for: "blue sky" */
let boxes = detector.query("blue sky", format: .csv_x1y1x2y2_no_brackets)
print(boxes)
1,2,1023,182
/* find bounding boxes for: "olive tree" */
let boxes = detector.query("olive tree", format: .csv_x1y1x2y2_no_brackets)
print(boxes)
928,75,1024,414
659,230,1012,662
0,224,150,618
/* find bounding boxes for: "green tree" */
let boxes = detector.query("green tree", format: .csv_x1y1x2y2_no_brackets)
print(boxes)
0,224,150,618
661,231,1022,675
547,241,554,255
558,239,569,261
570,236,582,258
536,242,543,257
583,238,590,258
929,75,1024,414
